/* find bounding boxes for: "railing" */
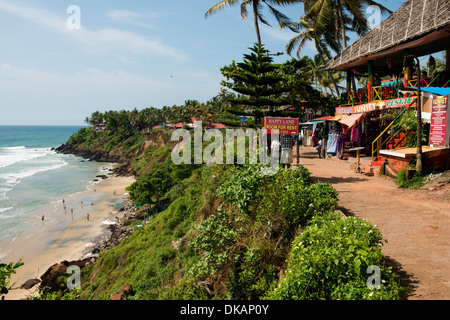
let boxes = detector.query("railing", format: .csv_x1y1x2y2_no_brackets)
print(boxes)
341,81,404,105
341,73,445,106
371,98,417,160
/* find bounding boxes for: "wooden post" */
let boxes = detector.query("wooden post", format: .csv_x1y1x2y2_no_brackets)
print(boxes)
404,49,412,89
296,123,300,166
346,71,352,104
368,60,374,102
446,49,450,71
415,58,423,176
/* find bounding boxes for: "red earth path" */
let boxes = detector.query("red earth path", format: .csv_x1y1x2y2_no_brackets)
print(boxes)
294,146,450,300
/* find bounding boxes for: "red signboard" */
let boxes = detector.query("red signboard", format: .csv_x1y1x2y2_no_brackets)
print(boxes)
264,117,298,135
429,95,449,146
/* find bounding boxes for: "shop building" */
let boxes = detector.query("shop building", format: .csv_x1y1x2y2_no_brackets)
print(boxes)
323,0,450,175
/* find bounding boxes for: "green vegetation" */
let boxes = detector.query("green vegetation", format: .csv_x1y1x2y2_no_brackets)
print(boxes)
396,168,426,189
222,43,290,112
398,107,429,148
67,127,146,158
205,0,295,46
0,260,23,300
268,212,405,300
45,0,410,298
59,127,406,300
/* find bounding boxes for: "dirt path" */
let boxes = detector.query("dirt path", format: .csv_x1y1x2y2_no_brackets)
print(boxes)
296,146,450,300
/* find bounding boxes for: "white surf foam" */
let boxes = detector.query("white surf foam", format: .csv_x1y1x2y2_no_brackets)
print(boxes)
0,146,52,169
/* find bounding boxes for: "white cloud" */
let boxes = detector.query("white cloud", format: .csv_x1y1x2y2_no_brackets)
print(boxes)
0,0,188,62
262,25,294,43
0,64,220,125
72,28,188,61
0,0,66,32
261,25,317,56
106,9,165,30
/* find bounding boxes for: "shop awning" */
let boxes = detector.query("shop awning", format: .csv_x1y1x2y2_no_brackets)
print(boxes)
311,116,334,121
339,113,364,129
330,114,345,121
408,86,450,96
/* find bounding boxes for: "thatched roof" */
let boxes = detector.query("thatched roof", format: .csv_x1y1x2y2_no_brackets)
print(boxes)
326,0,450,72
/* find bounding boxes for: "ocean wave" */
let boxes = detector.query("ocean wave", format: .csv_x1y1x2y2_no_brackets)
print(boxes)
0,146,53,169
1,160,67,183
2,146,26,150
0,207,13,213
0,160,68,198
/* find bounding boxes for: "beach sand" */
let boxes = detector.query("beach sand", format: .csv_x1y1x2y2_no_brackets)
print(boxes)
3,174,135,300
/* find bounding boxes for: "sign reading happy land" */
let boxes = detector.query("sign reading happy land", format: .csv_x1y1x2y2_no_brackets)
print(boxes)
264,117,299,135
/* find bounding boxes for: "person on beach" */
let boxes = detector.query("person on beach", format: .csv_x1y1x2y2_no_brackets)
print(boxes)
280,134,295,170
42,215,44,221
87,212,89,221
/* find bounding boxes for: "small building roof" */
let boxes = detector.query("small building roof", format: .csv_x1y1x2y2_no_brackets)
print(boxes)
326,0,450,73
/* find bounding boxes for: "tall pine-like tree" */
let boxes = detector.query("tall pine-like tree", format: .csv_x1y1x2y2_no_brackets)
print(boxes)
223,43,290,118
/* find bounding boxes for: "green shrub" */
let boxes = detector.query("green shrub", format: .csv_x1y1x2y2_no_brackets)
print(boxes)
189,207,240,278
1,260,23,299
267,212,405,300
396,168,425,189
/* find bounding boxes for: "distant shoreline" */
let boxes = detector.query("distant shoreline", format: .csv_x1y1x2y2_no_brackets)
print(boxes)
0,125,87,127
4,170,135,300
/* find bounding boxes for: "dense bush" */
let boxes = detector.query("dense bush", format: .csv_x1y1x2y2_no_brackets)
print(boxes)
126,159,200,207
268,212,405,300
188,165,339,299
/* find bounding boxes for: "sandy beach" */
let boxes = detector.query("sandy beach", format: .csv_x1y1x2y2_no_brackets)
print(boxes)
3,173,135,300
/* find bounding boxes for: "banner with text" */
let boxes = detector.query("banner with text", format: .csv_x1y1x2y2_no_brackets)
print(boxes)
335,97,417,114
429,95,450,146
264,117,299,135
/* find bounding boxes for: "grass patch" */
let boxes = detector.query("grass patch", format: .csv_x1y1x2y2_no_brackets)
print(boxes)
396,169,426,189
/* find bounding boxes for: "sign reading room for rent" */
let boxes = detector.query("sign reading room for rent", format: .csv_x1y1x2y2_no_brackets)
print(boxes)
264,117,299,135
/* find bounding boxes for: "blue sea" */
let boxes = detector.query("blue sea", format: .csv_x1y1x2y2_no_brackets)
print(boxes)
0,126,112,260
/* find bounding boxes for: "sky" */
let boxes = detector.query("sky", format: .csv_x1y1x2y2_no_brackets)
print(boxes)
0,0,405,125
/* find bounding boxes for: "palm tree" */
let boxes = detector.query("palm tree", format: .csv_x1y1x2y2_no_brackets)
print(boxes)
317,67,345,94
205,0,299,45
301,54,327,87
303,0,392,49
282,15,342,96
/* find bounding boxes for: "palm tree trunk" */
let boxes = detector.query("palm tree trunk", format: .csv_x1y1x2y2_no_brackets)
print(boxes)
336,0,347,48
315,42,340,97
253,2,262,45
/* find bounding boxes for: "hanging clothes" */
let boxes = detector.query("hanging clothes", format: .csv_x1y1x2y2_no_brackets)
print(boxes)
351,125,360,142
337,134,346,157
326,132,339,154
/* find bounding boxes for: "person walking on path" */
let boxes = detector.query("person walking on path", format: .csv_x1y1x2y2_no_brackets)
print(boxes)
270,136,281,162
280,134,295,170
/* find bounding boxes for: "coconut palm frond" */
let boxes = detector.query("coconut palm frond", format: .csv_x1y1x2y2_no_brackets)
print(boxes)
205,0,240,17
